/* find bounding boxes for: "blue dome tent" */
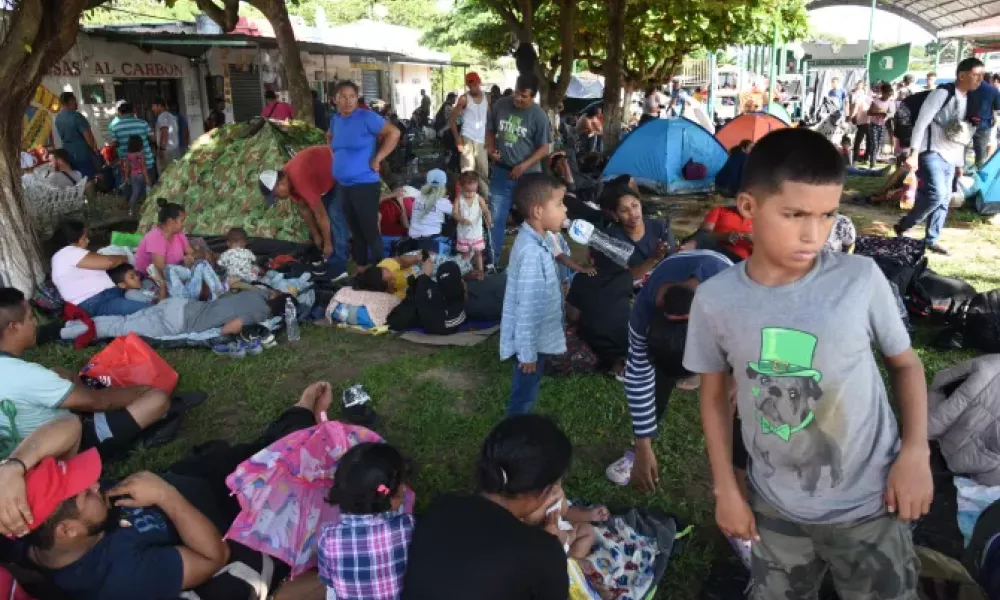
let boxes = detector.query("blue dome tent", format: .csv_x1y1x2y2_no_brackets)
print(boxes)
975,151,1000,215
603,118,728,195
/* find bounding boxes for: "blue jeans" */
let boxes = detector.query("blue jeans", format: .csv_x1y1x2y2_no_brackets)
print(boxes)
323,188,350,276
507,354,547,415
78,287,150,317
488,166,517,266
897,151,955,246
165,262,226,300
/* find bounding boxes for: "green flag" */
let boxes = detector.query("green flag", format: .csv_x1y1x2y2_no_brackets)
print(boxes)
869,44,911,83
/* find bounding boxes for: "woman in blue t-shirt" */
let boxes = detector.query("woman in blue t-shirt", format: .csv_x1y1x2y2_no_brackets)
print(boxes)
328,80,401,268
596,187,675,286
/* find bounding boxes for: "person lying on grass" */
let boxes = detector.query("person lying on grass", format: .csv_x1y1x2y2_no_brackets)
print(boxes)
0,381,335,600
684,128,931,599
0,287,170,461
59,288,293,341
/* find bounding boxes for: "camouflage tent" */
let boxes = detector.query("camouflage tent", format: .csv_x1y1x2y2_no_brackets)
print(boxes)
139,118,326,242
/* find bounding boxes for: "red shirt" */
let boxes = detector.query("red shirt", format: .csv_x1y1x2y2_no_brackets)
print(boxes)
262,101,295,120
284,146,335,211
703,205,753,259
378,195,415,237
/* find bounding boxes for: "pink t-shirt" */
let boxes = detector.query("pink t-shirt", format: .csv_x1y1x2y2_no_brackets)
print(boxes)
135,227,190,273
262,101,295,121
51,246,114,306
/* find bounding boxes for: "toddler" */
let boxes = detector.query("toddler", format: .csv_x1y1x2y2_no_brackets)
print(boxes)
218,227,260,286
546,497,609,559
121,135,150,217
319,442,414,600
453,170,491,275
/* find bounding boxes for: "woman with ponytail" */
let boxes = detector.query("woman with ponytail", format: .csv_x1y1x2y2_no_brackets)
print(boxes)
402,414,572,600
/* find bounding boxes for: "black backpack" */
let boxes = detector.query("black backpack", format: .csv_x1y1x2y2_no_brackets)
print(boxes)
956,289,1000,353
893,84,955,148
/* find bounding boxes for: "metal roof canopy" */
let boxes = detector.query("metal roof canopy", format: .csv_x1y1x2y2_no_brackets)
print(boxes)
83,28,469,67
805,0,1000,36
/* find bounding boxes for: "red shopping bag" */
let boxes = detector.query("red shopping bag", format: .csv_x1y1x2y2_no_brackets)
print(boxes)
80,333,178,394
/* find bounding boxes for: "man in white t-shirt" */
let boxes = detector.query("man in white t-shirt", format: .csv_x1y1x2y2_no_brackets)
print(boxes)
451,72,490,200
0,287,170,458
152,98,180,173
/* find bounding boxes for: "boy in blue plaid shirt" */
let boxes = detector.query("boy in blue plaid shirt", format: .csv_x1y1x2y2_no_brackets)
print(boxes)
499,173,569,415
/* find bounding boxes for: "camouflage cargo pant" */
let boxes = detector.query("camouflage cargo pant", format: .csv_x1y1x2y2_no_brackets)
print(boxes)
750,497,920,600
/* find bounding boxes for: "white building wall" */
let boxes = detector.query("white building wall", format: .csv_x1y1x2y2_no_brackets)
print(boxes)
40,33,203,147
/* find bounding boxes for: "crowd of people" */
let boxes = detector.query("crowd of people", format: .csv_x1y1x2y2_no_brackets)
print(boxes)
8,56,1000,600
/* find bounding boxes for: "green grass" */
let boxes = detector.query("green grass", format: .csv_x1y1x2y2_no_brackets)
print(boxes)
24,178,999,597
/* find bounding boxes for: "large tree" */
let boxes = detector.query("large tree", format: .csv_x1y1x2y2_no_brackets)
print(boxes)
0,0,91,293
423,0,578,110
0,0,315,294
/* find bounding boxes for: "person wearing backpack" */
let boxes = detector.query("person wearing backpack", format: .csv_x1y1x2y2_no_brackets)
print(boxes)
894,57,985,256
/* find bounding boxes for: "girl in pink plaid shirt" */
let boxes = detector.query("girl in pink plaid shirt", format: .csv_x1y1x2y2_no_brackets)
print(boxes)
318,442,414,600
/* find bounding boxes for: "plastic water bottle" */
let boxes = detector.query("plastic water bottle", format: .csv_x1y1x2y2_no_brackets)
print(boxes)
564,219,635,267
284,298,300,342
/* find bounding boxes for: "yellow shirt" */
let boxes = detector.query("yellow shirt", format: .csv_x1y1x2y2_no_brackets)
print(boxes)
378,258,409,299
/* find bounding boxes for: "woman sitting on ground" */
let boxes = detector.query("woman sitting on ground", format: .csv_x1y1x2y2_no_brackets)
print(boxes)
402,414,576,599
598,188,675,286
134,200,195,278
50,220,149,317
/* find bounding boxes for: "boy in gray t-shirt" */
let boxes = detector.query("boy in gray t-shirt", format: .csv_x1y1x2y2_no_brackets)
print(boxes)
683,128,931,600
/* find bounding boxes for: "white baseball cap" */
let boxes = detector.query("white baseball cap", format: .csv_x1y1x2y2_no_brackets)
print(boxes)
259,170,279,205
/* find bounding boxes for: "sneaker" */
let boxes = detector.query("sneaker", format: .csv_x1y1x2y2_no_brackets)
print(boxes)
926,243,950,256
212,341,246,358
243,339,264,356
605,450,635,486
241,324,277,349
728,536,752,570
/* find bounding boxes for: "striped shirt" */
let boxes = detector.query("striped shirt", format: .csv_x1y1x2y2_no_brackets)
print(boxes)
108,116,154,168
499,223,566,363
626,251,733,438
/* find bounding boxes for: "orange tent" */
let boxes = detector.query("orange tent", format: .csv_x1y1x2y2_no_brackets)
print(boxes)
715,112,788,151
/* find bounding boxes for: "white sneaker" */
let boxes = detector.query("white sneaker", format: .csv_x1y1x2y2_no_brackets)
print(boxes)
605,450,635,486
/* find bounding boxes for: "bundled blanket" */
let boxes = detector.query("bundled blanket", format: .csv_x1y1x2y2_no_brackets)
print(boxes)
327,288,400,328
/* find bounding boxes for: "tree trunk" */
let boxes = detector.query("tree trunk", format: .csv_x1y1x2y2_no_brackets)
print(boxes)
550,0,575,103
250,0,314,124
602,0,626,153
0,0,89,294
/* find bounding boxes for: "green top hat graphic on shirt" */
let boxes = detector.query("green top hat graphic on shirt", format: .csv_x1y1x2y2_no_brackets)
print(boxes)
748,328,822,383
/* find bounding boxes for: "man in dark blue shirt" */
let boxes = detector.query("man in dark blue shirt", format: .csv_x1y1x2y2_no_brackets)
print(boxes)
827,76,848,111
2,382,333,600
968,80,1000,167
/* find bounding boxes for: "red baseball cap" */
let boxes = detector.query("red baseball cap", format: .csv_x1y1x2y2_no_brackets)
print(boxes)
24,448,102,532
465,72,482,86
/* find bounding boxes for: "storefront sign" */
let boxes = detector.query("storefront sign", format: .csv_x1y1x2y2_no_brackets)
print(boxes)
810,58,865,67
349,55,386,71
49,60,184,78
